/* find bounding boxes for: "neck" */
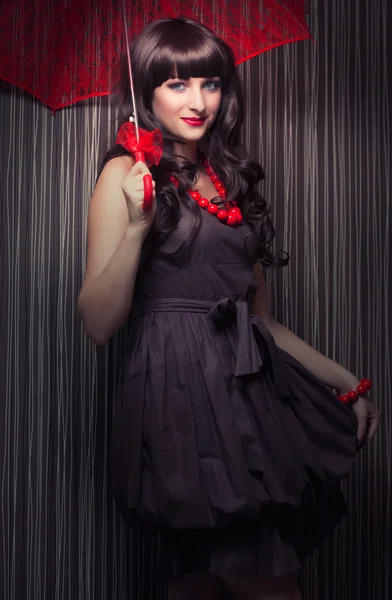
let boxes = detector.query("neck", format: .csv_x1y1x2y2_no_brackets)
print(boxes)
173,141,199,164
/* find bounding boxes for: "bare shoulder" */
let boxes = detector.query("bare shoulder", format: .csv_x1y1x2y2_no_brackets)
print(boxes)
89,154,134,225
83,155,134,284
96,154,134,183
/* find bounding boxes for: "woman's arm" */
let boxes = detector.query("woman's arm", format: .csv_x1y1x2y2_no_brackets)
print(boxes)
252,264,380,443
77,156,145,345
251,264,360,392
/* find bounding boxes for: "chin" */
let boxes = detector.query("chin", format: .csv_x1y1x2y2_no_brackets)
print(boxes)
177,132,206,143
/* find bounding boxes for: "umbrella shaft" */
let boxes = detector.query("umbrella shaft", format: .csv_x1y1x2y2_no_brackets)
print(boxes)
122,0,139,140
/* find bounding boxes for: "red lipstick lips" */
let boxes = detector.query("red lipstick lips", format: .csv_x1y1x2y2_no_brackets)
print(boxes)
181,117,207,126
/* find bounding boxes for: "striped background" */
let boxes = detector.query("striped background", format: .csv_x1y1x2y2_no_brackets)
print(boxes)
0,1,390,599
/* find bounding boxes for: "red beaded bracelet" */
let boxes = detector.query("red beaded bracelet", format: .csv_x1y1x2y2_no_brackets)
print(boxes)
337,378,372,404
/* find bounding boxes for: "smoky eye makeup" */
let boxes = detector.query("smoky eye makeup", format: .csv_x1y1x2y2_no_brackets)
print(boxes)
167,81,186,90
166,77,222,90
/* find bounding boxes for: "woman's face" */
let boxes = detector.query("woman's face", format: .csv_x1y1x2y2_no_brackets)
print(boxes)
151,76,222,142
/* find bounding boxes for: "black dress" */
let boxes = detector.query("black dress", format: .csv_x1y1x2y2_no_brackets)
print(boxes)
110,203,358,580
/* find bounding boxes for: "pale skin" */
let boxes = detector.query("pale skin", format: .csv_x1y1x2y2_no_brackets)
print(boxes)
78,77,380,600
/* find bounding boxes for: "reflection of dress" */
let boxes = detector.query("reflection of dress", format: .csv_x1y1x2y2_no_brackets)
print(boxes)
110,204,357,580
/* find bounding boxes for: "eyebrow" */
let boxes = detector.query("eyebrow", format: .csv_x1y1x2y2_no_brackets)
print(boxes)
167,76,221,81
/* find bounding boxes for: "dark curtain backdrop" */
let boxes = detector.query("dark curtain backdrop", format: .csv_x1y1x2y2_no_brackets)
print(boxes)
1,1,391,599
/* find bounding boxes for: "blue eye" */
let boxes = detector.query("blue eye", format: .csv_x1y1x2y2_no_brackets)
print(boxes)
204,81,221,91
168,82,185,91
167,80,221,91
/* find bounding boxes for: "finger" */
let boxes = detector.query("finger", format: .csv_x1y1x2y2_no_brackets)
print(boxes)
126,172,155,186
129,160,151,177
132,173,153,188
123,176,153,195
366,414,380,442
356,415,368,441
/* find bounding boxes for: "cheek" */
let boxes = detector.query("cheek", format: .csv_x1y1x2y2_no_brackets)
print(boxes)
151,95,165,119
212,92,222,113
152,90,170,119
153,94,181,120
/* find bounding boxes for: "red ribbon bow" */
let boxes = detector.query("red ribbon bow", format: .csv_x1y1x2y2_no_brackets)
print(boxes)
116,122,163,167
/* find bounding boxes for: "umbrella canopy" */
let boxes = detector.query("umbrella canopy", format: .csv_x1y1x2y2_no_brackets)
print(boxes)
0,0,312,111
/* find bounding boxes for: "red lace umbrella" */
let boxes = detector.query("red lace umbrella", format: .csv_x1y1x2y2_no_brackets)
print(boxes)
0,0,312,209
0,0,311,111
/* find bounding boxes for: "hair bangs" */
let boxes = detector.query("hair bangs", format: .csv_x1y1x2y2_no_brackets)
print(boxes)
147,25,228,89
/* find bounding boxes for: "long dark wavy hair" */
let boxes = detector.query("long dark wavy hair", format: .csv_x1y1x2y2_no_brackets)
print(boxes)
99,17,289,268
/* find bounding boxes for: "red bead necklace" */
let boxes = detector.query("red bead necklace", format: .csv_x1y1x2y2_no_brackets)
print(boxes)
169,155,243,227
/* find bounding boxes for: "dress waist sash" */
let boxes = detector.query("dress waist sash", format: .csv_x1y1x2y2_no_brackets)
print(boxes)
133,297,290,397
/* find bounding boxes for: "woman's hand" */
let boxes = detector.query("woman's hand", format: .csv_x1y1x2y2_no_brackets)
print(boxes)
121,161,156,230
350,395,380,444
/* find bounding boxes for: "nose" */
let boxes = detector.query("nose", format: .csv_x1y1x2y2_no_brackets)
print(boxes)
188,84,206,113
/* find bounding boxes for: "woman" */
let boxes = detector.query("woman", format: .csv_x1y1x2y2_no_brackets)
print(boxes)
77,17,379,600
